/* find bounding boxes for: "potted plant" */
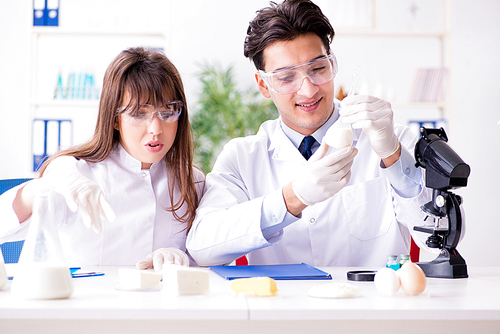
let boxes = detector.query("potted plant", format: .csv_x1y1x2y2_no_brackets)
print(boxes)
191,64,278,173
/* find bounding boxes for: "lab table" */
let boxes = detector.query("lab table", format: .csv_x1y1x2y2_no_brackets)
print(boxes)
0,265,499,334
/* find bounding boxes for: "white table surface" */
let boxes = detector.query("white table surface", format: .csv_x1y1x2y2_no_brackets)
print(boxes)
1,265,499,334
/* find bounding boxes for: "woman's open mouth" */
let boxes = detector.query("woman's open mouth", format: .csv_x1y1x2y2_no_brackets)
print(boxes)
146,141,164,152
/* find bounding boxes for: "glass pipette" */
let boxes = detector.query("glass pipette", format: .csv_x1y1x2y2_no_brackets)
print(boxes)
347,65,361,97
346,65,361,143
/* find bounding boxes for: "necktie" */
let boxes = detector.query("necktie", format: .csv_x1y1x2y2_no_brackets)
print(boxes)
300,136,316,160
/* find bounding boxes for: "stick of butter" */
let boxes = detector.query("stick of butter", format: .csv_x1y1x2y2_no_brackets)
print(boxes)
162,266,210,295
118,268,162,290
230,277,278,297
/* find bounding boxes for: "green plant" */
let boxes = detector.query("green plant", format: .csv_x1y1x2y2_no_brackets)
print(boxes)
191,63,278,173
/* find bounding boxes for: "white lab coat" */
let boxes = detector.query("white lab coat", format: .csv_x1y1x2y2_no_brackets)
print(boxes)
187,116,433,268
0,144,205,267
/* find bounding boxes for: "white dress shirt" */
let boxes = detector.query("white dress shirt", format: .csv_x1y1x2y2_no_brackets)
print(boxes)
187,101,433,267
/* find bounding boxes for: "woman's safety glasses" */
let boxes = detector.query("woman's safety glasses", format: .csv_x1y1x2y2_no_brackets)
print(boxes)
118,101,183,125
258,54,338,95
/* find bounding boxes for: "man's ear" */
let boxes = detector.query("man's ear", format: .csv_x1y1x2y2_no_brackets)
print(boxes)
255,72,271,99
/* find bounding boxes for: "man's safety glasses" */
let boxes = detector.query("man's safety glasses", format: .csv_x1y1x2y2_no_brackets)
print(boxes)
118,101,183,126
258,54,338,95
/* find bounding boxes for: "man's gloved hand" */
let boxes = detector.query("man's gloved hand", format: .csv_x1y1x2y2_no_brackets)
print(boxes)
136,248,190,271
27,156,115,233
340,95,400,159
292,142,357,206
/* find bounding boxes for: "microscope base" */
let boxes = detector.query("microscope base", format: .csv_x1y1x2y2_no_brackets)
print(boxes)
416,248,468,279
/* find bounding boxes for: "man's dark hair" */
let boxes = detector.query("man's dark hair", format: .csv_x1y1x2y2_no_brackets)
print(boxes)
244,0,335,71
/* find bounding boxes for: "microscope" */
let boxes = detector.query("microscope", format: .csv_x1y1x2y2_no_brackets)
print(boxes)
413,127,470,279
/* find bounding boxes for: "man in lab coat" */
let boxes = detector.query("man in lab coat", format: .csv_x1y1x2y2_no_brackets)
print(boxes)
187,0,432,267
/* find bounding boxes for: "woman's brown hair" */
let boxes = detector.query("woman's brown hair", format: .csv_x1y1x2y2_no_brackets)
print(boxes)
39,47,200,230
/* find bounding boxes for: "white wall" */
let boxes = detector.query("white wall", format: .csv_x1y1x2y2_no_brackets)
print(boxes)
0,1,32,177
0,0,499,267
449,0,500,268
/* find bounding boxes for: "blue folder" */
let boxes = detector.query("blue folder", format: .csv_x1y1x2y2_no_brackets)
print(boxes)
209,263,332,280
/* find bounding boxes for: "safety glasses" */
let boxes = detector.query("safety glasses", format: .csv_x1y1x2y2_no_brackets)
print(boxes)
258,54,338,95
118,101,183,125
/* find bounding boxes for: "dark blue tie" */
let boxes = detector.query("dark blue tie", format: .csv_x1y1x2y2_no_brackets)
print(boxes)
300,136,316,160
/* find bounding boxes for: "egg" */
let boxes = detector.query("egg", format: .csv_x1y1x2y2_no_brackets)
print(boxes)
398,262,426,296
374,268,400,295
324,127,353,149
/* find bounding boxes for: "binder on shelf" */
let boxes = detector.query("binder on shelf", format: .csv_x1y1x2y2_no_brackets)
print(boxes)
46,121,59,156
33,0,45,26
59,120,73,151
45,0,59,26
409,68,448,103
33,0,59,26
32,119,73,172
209,263,332,280
32,119,46,171
408,119,447,137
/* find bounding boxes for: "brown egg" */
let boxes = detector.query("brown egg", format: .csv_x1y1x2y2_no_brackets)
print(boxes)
398,262,426,296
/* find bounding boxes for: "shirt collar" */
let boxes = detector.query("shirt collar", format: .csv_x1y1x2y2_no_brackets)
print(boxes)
280,99,341,148
115,143,163,173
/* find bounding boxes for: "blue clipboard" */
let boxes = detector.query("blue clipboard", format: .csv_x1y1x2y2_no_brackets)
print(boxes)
209,263,332,280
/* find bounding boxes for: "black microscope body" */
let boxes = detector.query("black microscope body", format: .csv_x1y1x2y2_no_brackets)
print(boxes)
413,127,471,279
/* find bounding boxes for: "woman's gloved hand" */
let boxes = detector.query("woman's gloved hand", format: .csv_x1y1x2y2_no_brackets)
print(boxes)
136,247,190,271
26,156,115,233
340,95,400,159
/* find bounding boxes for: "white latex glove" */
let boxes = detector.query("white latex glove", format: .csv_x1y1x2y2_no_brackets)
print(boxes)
27,157,115,234
292,142,357,206
136,248,190,271
340,95,400,159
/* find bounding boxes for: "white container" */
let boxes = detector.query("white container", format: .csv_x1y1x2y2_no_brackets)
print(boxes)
0,248,8,290
10,191,73,300
11,263,73,299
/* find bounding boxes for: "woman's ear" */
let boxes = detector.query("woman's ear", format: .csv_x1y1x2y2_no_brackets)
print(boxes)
255,72,271,99
114,116,120,131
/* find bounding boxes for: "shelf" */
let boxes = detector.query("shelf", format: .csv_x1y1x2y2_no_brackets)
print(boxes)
391,102,446,109
31,100,99,108
335,0,452,123
336,28,449,38
31,27,166,38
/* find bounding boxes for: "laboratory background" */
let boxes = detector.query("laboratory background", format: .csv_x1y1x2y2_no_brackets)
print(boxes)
0,0,499,267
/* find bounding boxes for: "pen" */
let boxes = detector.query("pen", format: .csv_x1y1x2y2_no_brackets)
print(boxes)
7,267,103,280
71,272,105,278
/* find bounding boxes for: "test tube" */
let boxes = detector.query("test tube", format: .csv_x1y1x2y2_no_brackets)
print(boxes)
347,65,361,96
346,66,361,143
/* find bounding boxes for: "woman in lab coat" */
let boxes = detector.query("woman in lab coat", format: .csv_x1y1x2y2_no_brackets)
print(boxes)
0,47,204,269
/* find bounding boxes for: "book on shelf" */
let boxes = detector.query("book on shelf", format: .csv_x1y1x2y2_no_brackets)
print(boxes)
409,68,448,103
